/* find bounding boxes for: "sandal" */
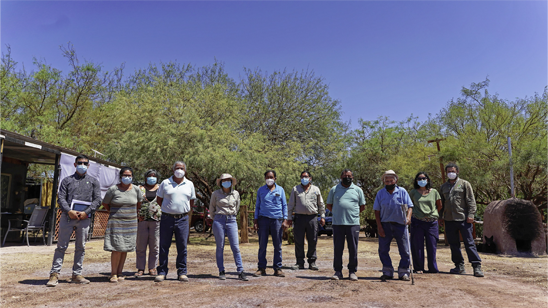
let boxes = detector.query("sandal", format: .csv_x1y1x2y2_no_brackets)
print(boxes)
117,275,125,281
109,275,118,283
135,270,145,278
148,269,157,276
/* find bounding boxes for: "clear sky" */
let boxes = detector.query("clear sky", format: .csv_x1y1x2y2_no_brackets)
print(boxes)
2,1,547,128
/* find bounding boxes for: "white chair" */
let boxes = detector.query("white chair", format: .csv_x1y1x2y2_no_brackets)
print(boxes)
2,207,49,246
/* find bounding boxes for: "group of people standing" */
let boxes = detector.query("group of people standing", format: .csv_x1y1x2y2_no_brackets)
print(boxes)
46,155,484,287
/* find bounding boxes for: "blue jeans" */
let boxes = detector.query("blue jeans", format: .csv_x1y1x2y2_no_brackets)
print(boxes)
445,220,481,266
157,214,189,276
213,214,244,273
332,225,360,272
410,217,439,273
257,216,283,270
379,222,410,277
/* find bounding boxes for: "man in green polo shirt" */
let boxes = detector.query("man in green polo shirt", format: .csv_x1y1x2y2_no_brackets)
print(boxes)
326,169,366,281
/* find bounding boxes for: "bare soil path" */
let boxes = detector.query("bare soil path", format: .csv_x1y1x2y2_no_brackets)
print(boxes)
1,233,546,308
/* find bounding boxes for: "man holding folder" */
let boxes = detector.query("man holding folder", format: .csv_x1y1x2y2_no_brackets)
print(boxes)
46,154,102,287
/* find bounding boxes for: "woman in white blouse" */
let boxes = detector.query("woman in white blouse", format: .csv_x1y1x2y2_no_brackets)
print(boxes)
209,173,248,281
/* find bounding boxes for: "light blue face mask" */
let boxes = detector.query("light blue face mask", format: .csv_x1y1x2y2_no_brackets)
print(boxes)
121,176,133,185
146,177,157,185
76,165,88,174
418,179,428,187
221,181,232,188
301,177,310,185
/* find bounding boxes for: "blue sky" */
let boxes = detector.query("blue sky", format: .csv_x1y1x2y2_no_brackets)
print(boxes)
2,1,546,129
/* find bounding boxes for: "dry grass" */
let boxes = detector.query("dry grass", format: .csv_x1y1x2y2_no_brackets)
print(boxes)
1,232,547,308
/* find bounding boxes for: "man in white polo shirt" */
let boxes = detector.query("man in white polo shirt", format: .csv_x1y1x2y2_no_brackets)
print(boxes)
154,161,196,282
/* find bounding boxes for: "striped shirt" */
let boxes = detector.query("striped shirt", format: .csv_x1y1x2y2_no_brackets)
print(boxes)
58,172,102,215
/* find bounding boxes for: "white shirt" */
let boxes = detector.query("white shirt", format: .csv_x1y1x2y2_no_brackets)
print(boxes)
156,176,196,214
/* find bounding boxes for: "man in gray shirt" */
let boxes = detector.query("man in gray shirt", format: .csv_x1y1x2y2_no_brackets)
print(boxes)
46,154,101,287
286,171,325,270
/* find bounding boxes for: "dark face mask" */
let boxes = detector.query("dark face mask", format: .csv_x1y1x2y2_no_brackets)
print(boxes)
385,184,396,190
342,177,352,185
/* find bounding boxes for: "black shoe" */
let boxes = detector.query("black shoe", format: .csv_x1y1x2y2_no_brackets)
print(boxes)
449,264,466,274
238,271,249,281
473,265,484,277
219,271,226,280
380,275,393,282
291,264,305,270
308,262,319,271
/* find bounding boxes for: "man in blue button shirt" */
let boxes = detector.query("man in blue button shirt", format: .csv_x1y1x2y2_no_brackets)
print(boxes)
326,169,365,281
253,170,288,277
374,170,414,281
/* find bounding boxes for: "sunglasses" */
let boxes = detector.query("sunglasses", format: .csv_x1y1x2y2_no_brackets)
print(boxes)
417,177,427,180
76,161,89,165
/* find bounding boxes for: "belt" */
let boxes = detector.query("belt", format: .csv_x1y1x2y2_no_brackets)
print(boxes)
163,212,188,219
414,216,437,222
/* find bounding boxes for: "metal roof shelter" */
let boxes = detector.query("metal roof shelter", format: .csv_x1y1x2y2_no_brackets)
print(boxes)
0,129,123,245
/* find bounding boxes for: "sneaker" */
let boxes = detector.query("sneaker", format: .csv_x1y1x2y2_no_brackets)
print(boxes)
70,274,90,284
449,264,466,275
274,269,285,277
399,274,410,281
253,268,266,277
331,271,343,280
154,275,165,282
46,273,59,287
178,275,189,282
219,271,226,280
291,264,305,270
308,262,319,271
380,275,393,282
349,272,358,281
473,265,484,277
109,275,118,283
238,271,249,281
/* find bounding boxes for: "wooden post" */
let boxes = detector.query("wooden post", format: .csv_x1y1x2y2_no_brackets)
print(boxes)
47,154,60,246
428,138,447,245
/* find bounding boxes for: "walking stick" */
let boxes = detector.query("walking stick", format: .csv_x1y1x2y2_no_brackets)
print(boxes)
401,203,415,285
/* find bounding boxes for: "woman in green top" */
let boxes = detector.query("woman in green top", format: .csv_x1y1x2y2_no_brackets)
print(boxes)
409,172,442,274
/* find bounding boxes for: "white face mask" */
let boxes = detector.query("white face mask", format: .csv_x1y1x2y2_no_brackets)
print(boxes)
265,179,275,186
447,172,457,180
174,169,185,179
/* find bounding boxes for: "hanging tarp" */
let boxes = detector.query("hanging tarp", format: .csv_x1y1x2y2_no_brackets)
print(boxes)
59,153,120,199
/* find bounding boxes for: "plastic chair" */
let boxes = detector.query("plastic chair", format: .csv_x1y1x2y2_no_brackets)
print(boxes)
2,207,49,246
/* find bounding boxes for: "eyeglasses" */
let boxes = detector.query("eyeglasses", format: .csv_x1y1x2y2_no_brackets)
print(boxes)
76,161,89,165
417,177,427,180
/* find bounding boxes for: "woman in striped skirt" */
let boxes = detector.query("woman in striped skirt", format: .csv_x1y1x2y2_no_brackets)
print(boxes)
102,167,143,283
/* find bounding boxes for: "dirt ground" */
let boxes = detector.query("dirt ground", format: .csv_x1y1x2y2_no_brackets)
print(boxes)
1,232,547,308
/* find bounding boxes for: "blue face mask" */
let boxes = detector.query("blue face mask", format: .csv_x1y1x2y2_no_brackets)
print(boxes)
76,165,88,174
121,176,132,185
418,179,428,187
221,181,232,188
301,177,310,185
146,177,157,185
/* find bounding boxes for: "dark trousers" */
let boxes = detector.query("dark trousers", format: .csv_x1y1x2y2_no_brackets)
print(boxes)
378,222,410,277
293,214,318,265
257,216,283,270
410,217,439,273
445,220,481,266
332,225,360,272
157,214,189,276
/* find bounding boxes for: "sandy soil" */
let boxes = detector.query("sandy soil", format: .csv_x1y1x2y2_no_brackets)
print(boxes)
1,233,547,308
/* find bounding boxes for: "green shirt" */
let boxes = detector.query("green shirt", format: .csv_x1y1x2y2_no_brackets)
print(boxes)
439,178,477,221
409,189,441,220
326,183,365,226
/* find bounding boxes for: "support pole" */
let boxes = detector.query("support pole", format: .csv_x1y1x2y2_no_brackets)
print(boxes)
507,137,515,198
47,154,61,246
